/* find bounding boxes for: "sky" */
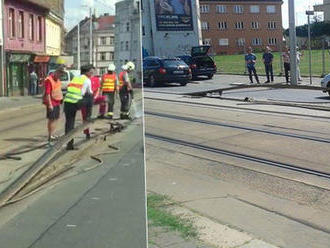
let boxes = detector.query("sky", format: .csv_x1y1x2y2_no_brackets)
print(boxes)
64,0,118,30
65,0,325,31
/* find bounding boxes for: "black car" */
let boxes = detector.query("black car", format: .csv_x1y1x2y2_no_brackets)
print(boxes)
143,57,192,87
177,45,217,80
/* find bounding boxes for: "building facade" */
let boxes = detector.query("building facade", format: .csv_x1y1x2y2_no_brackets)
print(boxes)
65,14,115,76
4,0,47,96
200,0,283,55
142,0,202,57
314,0,330,22
114,0,142,84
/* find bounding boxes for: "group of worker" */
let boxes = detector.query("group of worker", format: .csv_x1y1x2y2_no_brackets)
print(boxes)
43,61,135,150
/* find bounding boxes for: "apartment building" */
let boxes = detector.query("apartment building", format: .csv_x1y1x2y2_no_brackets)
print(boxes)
314,0,330,21
200,0,283,55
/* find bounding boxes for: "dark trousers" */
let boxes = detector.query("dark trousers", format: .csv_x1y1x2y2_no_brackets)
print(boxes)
248,67,259,83
64,102,80,148
104,92,115,114
119,89,132,117
265,63,274,82
284,63,290,83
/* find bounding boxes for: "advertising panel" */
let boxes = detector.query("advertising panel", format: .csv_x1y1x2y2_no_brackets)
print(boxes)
154,0,193,31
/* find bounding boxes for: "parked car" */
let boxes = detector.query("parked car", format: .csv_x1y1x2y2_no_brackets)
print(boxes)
321,73,330,96
48,69,80,91
177,45,217,80
143,57,191,87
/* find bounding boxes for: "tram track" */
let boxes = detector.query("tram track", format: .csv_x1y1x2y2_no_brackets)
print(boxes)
145,111,330,144
146,133,330,180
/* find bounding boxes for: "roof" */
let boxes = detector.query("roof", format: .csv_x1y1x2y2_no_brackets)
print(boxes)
96,15,115,30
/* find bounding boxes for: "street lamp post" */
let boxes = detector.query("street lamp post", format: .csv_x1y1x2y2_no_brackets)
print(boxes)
77,22,81,70
306,10,314,85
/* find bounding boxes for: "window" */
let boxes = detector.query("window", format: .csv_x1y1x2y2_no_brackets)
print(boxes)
18,11,24,38
237,38,245,47
29,14,34,40
37,16,42,42
234,5,243,14
201,21,209,30
268,21,276,29
268,38,277,45
200,5,209,13
110,52,114,60
203,39,211,45
126,22,130,32
125,41,129,50
251,21,259,29
100,52,106,61
100,37,107,45
235,22,244,29
110,37,114,45
252,38,262,46
120,41,124,51
216,5,226,13
250,5,260,13
218,22,227,30
267,5,276,13
8,8,15,38
219,38,229,46
142,25,145,36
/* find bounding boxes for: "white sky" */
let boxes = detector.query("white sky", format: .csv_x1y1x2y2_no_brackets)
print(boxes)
282,0,324,28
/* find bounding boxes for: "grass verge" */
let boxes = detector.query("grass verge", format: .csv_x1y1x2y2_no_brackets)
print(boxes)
147,193,198,239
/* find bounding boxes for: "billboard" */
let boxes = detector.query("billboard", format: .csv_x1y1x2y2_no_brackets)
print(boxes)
154,0,193,31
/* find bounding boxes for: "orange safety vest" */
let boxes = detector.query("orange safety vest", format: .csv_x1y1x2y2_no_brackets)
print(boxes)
102,73,116,92
44,75,63,102
118,71,127,90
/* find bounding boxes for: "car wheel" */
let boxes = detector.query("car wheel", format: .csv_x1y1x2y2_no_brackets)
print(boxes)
180,81,188,86
207,74,214,79
149,74,156,87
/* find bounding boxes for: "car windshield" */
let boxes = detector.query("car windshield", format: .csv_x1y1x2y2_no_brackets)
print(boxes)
178,56,192,64
163,60,187,67
60,73,69,81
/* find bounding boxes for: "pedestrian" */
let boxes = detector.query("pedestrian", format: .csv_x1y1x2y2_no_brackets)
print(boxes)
43,65,64,144
119,62,134,119
245,47,260,84
282,47,290,84
99,63,118,119
64,64,94,150
29,70,38,95
263,46,274,83
296,47,303,81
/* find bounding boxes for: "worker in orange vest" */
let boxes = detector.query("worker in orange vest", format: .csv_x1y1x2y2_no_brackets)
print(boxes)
119,62,134,119
99,63,118,119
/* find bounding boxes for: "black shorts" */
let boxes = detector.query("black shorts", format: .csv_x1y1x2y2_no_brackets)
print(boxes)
46,105,60,120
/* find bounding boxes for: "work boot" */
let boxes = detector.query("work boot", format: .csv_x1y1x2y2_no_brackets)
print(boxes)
97,114,105,119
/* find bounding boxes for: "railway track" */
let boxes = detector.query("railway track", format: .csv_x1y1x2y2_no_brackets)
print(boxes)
146,133,330,180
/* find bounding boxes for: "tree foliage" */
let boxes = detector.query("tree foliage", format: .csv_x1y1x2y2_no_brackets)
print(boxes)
284,21,330,37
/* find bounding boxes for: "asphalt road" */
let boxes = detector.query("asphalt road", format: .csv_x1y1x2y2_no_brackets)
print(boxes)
0,112,147,248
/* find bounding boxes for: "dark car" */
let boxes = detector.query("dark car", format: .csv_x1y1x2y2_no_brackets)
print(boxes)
177,45,217,80
143,57,192,87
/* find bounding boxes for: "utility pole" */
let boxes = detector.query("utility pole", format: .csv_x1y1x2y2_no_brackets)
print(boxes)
0,0,4,96
288,0,298,85
89,7,93,65
306,10,314,85
77,22,81,70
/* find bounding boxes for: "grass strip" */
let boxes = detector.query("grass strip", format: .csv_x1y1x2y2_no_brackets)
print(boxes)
147,193,198,239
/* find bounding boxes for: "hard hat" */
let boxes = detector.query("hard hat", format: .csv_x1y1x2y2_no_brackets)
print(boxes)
126,61,135,71
122,64,128,70
108,63,116,71
56,57,66,65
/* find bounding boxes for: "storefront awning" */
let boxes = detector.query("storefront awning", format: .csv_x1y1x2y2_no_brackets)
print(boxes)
34,56,50,63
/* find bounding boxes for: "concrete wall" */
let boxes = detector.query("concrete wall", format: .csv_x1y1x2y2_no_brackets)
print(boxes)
142,0,202,57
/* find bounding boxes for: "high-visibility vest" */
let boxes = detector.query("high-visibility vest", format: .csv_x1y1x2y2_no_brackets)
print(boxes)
102,73,116,92
118,71,127,90
64,75,86,104
46,76,63,101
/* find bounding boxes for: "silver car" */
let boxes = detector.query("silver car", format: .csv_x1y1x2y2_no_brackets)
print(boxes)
321,74,330,96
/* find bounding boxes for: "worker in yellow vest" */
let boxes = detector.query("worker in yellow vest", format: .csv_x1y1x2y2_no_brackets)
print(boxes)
119,62,134,119
99,63,118,119
64,64,94,150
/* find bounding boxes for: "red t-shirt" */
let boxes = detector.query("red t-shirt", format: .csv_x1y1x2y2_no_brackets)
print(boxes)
44,75,61,107
91,76,101,96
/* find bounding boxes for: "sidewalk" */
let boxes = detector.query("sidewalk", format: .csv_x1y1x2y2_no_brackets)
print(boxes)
0,95,42,113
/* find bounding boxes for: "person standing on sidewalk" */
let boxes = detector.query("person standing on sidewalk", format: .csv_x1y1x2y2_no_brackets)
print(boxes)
119,62,134,119
64,65,94,150
282,47,290,84
262,46,274,83
99,63,118,119
245,47,260,84
43,65,64,144
296,47,303,81
29,70,38,95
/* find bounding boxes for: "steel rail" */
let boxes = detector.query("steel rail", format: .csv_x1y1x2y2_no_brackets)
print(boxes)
146,133,330,180
145,111,330,144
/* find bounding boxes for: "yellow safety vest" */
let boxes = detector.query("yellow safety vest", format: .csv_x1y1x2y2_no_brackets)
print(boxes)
64,75,86,104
